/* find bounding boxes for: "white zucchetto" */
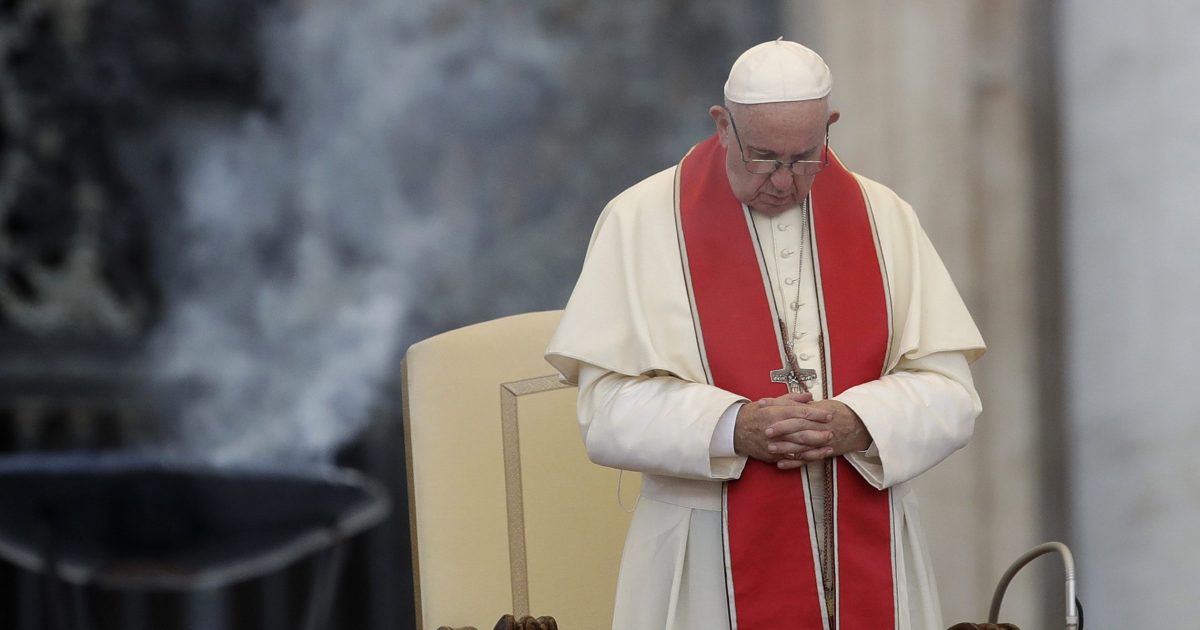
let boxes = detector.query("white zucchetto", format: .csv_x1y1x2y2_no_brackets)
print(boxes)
723,38,832,104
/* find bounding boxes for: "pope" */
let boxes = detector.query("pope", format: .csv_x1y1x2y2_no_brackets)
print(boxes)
547,39,985,630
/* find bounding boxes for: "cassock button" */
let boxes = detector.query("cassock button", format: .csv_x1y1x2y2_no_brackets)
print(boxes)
799,353,811,361
790,301,800,311
795,331,806,339
780,248,795,258
777,223,791,231
785,277,798,286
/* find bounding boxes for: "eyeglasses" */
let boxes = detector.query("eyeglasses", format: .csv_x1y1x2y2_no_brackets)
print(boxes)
726,110,829,176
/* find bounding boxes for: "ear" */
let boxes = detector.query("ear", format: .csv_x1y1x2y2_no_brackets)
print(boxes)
709,105,731,146
827,109,842,126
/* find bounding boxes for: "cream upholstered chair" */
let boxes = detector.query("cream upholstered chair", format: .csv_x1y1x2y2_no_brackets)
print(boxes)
402,310,640,630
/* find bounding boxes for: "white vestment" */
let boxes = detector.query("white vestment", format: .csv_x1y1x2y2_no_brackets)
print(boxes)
545,164,985,630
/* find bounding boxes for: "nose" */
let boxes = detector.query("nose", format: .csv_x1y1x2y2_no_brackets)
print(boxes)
768,164,795,190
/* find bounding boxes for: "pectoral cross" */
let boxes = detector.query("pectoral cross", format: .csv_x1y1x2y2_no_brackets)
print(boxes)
770,364,818,393
770,319,817,393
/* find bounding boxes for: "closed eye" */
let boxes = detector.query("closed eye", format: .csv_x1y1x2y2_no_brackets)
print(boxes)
746,146,820,161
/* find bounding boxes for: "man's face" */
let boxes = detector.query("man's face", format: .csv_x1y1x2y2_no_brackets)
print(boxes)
709,100,837,216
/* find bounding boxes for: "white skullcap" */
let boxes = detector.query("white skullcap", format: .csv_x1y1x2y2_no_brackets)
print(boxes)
723,38,832,104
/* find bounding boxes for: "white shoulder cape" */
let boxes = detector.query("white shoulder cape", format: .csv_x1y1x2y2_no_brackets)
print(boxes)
546,165,984,387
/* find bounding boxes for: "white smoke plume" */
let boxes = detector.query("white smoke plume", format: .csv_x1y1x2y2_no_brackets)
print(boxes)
144,0,565,463
139,0,763,464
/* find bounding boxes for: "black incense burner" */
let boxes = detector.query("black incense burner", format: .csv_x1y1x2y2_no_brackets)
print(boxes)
0,453,390,630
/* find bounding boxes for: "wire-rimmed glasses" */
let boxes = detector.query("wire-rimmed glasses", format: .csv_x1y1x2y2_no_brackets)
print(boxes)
726,110,829,176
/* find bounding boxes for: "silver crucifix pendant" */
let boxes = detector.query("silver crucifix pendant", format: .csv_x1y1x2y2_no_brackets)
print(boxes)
770,366,818,394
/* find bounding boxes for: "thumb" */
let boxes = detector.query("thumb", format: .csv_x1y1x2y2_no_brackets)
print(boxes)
782,391,815,404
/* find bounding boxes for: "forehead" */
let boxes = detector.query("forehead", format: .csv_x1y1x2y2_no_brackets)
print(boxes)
731,100,828,150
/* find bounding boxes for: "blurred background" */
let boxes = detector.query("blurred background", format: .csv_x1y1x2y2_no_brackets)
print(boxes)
0,0,1194,628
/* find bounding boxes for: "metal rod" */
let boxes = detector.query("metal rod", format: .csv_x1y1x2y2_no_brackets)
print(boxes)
39,512,75,630
70,583,92,630
301,528,347,630
987,541,1079,629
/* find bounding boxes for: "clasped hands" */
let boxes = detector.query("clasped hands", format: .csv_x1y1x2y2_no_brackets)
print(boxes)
733,392,872,470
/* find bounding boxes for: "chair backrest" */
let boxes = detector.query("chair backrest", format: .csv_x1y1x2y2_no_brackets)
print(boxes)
403,311,639,630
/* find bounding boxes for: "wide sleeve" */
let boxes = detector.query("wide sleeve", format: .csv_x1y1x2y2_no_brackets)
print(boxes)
834,351,981,489
577,363,748,481
834,175,987,489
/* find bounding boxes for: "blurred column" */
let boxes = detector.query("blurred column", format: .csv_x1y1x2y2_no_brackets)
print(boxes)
785,2,1060,627
1060,1,1200,626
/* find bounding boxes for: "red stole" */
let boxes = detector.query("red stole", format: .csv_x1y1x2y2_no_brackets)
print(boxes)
676,134,896,629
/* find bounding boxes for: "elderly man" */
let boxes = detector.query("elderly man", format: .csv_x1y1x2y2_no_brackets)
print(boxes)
546,40,984,630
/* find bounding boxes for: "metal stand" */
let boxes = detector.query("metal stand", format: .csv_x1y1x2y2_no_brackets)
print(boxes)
988,541,1083,630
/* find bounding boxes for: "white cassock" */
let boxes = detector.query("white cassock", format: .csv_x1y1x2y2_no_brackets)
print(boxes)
545,164,985,630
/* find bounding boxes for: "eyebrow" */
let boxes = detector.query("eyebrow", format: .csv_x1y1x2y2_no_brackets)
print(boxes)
745,142,821,161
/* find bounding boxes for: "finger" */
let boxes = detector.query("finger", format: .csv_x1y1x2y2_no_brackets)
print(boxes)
763,405,833,427
775,447,833,469
801,446,834,462
768,430,834,449
755,392,813,407
776,457,805,470
773,449,806,464
786,405,834,421
756,392,813,405
755,404,832,430
766,440,818,455
763,413,833,437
